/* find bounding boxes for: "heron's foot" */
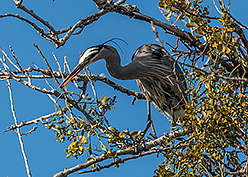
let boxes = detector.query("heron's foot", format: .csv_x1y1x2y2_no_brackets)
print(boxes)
141,119,157,139
141,119,152,138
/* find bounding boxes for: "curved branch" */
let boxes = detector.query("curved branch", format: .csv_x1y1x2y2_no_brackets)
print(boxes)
53,129,185,177
14,1,56,33
0,13,57,45
56,9,109,48
111,6,202,50
78,148,165,174
2,1,203,50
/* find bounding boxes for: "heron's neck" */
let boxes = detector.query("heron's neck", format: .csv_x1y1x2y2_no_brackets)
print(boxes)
104,54,134,80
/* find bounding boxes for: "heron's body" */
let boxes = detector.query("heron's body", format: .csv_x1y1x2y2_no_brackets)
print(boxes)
59,43,187,118
132,44,186,118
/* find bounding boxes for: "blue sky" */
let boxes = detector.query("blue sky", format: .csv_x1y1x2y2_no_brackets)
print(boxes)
0,0,248,177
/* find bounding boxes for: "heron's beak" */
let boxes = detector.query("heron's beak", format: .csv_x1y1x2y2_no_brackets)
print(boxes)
59,63,85,88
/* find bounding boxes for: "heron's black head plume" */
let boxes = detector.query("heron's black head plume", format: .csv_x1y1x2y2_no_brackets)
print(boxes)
101,38,128,54
79,38,128,64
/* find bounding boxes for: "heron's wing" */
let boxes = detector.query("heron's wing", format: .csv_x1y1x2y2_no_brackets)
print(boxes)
132,44,187,97
132,43,165,61
131,44,187,118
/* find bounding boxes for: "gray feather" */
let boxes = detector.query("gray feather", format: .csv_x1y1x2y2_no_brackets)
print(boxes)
130,44,187,118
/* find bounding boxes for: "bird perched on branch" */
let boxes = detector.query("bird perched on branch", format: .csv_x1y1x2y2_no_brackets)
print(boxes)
59,40,187,119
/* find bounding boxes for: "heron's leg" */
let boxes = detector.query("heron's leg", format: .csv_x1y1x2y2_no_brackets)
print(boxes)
147,100,151,122
143,101,152,134
171,106,175,119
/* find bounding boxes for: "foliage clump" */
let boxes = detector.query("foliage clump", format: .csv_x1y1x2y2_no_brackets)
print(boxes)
155,0,248,176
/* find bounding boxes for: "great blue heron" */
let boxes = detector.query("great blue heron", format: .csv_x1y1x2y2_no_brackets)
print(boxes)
59,42,187,123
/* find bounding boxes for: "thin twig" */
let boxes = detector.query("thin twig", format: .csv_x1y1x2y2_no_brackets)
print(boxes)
85,67,98,101
64,56,71,73
173,55,187,104
0,47,20,71
151,21,170,55
213,0,222,15
4,108,67,132
33,43,60,87
6,80,32,177
9,45,22,70
21,126,38,136
150,120,157,139
53,53,64,80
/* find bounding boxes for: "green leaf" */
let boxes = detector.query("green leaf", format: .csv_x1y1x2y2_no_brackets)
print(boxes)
65,153,71,158
100,95,107,103
185,23,196,27
119,131,127,138
101,143,107,151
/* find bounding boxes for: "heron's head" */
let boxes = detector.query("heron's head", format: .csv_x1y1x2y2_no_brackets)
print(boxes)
59,37,127,88
78,45,103,67
59,44,116,88
78,45,118,66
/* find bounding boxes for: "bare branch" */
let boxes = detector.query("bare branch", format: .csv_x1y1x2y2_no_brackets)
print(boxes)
4,108,67,132
21,126,38,136
92,0,107,9
78,74,145,100
79,143,189,174
6,80,32,177
0,13,58,45
0,67,145,100
56,9,109,48
33,43,60,87
78,148,160,174
1,1,204,50
111,5,203,51
13,1,56,33
115,0,126,6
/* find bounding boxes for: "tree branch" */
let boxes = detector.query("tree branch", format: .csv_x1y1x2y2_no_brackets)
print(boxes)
53,129,185,177
13,1,56,33
0,66,145,99
4,108,67,132
1,1,204,50
77,74,145,100
111,5,203,50
0,13,57,45
56,9,109,48
230,23,248,51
